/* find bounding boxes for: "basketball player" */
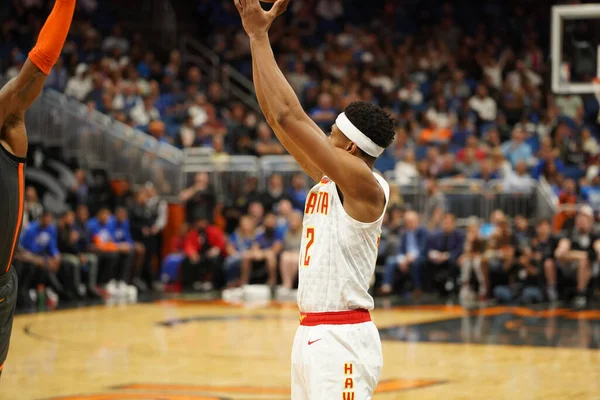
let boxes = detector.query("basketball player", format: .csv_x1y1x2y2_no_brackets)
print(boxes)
0,0,76,377
235,0,395,398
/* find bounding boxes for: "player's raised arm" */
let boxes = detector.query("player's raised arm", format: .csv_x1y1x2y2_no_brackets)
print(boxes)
234,0,389,199
0,0,76,117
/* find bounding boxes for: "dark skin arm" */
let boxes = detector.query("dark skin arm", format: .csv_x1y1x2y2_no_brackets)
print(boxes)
0,59,48,157
235,0,385,223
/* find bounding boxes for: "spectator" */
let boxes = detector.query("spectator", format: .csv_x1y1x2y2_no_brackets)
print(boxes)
424,213,464,295
130,95,160,127
310,92,338,131
64,64,92,101
57,210,101,299
503,160,534,194
127,191,153,291
394,149,419,185
23,186,43,230
88,208,132,292
469,84,497,127
278,211,303,295
458,148,481,178
554,206,600,309
180,172,217,224
262,173,291,213
459,217,487,303
181,218,226,291
501,127,532,167
380,211,428,295
554,93,583,121
102,25,130,53
287,173,309,211
423,179,448,230
484,213,517,302
241,213,283,287
224,215,256,287
68,169,90,207
529,218,559,302
254,122,285,156
19,211,77,300
436,153,463,179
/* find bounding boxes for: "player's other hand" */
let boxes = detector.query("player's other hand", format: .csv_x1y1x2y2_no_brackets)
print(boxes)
234,0,290,38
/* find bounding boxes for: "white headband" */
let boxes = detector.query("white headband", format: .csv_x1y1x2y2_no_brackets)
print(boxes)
335,112,385,157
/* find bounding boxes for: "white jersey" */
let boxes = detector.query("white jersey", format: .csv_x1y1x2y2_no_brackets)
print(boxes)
297,173,390,312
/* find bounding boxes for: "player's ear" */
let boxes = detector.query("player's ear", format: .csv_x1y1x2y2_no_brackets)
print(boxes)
346,141,358,155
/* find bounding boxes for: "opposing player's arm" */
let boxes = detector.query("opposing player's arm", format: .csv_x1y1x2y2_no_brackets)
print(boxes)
0,60,48,117
248,33,376,198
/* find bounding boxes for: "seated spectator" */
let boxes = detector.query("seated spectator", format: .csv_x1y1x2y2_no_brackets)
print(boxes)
287,173,309,211
394,149,419,185
64,63,92,101
181,218,226,291
528,218,559,302
423,179,448,230
459,218,487,303
130,95,160,127
501,127,532,167
262,173,291,213
457,135,488,162
57,210,101,299
88,208,133,291
380,211,428,295
160,223,189,284
472,159,500,182
424,213,464,295
241,213,284,287
278,211,304,295
483,214,517,301
436,154,463,179
469,84,497,128
502,161,534,194
554,178,579,232
310,92,338,131
457,148,480,178
554,206,600,309
224,215,256,287
254,122,285,156
18,211,78,301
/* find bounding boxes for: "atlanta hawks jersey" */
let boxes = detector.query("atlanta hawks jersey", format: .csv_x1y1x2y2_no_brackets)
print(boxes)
297,173,390,313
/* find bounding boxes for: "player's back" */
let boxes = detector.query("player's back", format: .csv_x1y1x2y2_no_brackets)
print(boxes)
297,173,389,313
0,144,25,274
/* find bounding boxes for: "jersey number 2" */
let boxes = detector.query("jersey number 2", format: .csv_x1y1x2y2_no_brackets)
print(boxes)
303,227,315,267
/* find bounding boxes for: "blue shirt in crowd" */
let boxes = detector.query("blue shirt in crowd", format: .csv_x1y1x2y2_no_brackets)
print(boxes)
112,220,134,244
20,222,60,257
254,229,285,250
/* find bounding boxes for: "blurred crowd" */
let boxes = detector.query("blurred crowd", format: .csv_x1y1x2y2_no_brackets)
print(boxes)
2,0,600,309
1,1,599,209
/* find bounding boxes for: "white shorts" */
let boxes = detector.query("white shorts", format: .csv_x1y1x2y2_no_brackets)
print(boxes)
291,310,383,400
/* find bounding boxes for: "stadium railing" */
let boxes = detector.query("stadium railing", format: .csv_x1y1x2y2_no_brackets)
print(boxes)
18,85,560,221
26,88,186,198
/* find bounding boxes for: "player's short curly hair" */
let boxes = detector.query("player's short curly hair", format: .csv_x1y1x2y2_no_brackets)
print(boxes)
343,101,396,155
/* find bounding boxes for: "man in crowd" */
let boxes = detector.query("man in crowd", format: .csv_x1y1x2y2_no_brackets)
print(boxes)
181,217,226,291
554,206,600,309
424,213,464,295
57,210,101,299
380,211,429,296
240,213,283,287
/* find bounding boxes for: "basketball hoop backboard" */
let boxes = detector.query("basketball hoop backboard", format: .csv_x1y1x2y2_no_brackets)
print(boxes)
552,4,600,94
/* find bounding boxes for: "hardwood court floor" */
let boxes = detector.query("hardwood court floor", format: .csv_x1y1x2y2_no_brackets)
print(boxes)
4,299,600,400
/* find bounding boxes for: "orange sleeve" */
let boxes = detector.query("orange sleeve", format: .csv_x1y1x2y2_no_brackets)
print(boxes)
28,0,76,75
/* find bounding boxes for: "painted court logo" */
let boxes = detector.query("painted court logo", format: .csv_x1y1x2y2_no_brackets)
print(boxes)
47,380,445,399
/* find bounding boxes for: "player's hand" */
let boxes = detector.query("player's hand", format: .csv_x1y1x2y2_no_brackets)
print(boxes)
234,0,290,38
